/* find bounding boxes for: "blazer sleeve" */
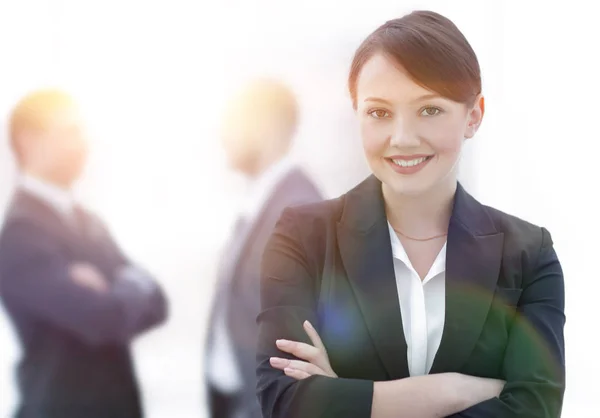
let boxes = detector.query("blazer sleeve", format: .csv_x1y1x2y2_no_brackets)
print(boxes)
91,214,169,335
256,207,374,418
0,221,167,346
111,264,169,336
448,227,566,417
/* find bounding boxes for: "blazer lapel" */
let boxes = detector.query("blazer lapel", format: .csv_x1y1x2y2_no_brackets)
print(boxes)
429,184,504,374
8,191,77,245
8,192,123,272
337,175,410,379
225,171,293,286
224,169,303,289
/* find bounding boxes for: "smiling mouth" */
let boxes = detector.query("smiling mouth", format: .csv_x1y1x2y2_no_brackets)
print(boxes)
388,155,433,167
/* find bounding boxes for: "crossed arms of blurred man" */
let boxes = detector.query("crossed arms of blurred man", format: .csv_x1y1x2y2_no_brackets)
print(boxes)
0,217,168,346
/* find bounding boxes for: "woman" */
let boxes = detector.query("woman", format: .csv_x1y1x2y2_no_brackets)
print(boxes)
256,10,565,418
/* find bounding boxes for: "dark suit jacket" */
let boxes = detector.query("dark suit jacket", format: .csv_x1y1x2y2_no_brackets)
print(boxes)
205,168,322,418
0,191,168,418
256,175,565,418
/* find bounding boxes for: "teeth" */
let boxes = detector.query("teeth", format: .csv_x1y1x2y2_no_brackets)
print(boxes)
392,157,428,167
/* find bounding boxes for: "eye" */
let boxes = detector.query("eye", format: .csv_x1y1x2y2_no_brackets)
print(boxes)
420,106,442,117
367,109,390,119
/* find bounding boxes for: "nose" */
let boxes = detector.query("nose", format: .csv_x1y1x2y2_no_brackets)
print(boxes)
389,117,420,148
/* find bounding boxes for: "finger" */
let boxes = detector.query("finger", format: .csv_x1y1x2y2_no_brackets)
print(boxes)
288,360,327,376
275,339,333,376
75,277,108,292
69,264,84,276
270,358,326,376
90,279,108,292
304,322,339,377
284,367,311,380
269,357,291,370
303,320,326,353
276,339,320,362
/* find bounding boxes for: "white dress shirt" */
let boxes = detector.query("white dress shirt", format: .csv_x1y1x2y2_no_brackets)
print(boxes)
207,155,296,393
387,222,447,376
238,154,296,221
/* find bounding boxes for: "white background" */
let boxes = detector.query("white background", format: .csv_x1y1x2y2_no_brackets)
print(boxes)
0,0,598,416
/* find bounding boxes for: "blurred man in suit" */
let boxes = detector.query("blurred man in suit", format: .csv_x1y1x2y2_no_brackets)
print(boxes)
204,79,323,418
0,89,168,418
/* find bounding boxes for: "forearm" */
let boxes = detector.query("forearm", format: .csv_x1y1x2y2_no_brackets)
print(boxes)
444,397,505,418
65,268,166,344
258,374,373,418
110,265,167,337
444,377,565,418
372,373,474,418
259,361,499,418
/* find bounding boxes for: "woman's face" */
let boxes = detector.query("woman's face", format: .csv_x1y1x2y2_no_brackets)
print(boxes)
355,53,484,197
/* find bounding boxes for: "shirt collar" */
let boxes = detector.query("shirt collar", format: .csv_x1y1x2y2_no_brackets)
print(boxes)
18,173,74,217
239,155,296,221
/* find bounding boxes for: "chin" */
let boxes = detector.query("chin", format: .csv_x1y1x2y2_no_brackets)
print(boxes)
229,154,261,176
379,172,439,198
389,183,430,197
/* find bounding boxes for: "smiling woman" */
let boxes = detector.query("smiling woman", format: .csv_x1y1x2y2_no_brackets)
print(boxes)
256,10,565,418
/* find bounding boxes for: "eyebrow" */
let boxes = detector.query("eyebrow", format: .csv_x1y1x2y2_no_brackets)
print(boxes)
364,93,443,105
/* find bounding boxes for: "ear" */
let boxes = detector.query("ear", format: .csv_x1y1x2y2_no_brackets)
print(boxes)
464,95,485,139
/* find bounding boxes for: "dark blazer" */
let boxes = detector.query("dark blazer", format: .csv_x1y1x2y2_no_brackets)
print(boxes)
0,191,168,418
256,175,565,418
205,168,322,418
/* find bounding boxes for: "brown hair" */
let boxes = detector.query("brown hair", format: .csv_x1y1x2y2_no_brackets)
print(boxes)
348,10,481,109
8,89,76,163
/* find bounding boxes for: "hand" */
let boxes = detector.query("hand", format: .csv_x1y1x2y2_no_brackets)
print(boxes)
270,320,337,380
454,373,506,410
477,376,506,399
69,263,108,292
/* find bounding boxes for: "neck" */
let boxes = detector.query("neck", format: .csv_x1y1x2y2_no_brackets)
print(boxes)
247,149,287,179
22,169,73,190
383,178,457,238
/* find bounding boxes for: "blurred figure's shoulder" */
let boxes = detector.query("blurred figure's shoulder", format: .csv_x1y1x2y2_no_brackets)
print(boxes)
284,194,344,223
1,194,42,235
281,174,375,230
0,196,49,253
276,168,323,205
278,190,348,247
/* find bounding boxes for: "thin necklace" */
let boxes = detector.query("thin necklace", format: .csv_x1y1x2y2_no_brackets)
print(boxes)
393,228,447,242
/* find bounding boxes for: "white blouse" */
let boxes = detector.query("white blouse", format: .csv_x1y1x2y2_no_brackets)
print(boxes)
387,222,447,376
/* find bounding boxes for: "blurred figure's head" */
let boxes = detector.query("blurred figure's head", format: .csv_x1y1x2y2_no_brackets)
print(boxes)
348,11,484,198
9,89,88,188
221,79,298,177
